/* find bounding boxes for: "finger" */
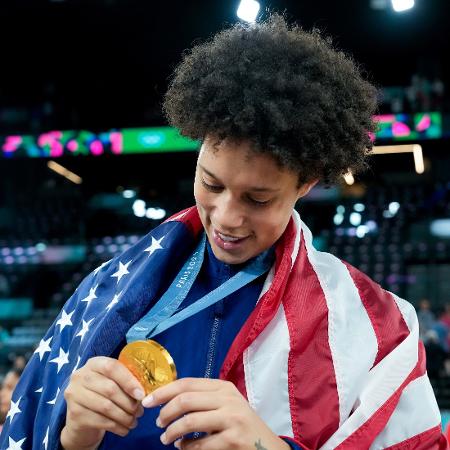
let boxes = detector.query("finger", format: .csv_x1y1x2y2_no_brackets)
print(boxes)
158,392,222,428
72,385,138,430
67,400,138,438
177,434,222,450
136,404,145,418
143,378,233,408
86,356,146,401
161,410,224,445
78,369,142,416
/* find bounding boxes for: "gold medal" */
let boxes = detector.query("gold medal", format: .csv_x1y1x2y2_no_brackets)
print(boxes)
118,340,177,395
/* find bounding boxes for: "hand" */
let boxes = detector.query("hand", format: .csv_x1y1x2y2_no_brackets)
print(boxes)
60,356,145,450
142,378,291,450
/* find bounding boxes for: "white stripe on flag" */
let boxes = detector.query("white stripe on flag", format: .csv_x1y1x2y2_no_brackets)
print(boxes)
167,210,188,222
300,219,378,427
369,374,441,449
244,302,293,437
320,291,420,449
291,211,302,268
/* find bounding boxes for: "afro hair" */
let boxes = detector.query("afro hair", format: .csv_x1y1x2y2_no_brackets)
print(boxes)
163,14,378,185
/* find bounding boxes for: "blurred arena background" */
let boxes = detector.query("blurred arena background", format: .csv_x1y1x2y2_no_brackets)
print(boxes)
1,0,450,433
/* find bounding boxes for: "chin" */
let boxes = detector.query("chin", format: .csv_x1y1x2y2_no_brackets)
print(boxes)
210,242,250,265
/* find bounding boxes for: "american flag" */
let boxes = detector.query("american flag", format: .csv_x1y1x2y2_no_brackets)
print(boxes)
0,209,202,450
0,207,447,449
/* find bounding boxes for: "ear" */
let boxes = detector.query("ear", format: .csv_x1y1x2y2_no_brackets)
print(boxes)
296,179,319,200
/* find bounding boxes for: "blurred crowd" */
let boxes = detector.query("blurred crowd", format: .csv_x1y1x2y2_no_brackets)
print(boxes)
0,354,27,433
419,299,450,382
381,73,446,114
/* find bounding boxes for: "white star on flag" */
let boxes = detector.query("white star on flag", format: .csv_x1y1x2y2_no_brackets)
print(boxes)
6,437,26,450
47,388,60,405
81,284,98,307
49,348,70,373
144,236,164,256
34,336,52,361
105,291,123,312
94,259,111,275
35,387,43,393
43,427,49,450
111,260,132,284
6,397,22,422
76,318,94,341
56,309,75,332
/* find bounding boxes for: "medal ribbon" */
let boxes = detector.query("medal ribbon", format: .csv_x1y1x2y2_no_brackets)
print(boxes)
126,232,274,343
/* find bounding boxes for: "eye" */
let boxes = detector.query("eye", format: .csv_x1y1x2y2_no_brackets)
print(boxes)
201,179,223,192
248,197,271,207
201,178,271,206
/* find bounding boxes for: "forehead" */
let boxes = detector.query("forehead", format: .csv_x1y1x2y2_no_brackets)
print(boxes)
199,138,288,175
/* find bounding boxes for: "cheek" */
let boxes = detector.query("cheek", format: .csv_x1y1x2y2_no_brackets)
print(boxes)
194,183,214,223
194,183,208,209
257,204,294,240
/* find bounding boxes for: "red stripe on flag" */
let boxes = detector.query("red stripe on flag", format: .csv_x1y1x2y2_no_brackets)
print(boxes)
219,218,297,381
385,425,448,450
165,206,203,238
343,263,410,366
220,353,248,400
283,234,340,448
336,342,429,449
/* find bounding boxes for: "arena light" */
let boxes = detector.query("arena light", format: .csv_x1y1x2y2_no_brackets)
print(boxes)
122,189,136,199
237,0,260,23
350,212,362,226
333,214,344,226
372,144,424,174
356,225,370,238
430,219,450,238
391,0,414,12
343,172,355,185
47,161,82,184
145,207,167,220
132,199,146,218
413,144,425,174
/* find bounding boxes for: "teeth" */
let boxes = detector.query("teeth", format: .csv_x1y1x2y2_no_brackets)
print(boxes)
218,232,242,242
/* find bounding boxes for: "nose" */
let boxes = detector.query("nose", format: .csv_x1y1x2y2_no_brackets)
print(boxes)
211,193,245,231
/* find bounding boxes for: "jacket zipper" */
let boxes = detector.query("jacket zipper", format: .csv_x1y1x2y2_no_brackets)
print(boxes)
204,315,221,379
192,313,221,440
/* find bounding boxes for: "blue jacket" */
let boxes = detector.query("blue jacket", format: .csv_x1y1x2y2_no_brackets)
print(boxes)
102,241,301,449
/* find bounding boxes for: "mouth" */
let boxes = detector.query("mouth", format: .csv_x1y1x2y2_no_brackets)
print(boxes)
212,228,250,250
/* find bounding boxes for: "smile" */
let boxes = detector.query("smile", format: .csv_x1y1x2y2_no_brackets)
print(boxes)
212,229,250,250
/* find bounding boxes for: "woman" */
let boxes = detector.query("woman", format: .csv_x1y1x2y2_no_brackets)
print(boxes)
0,14,445,450
0,367,23,434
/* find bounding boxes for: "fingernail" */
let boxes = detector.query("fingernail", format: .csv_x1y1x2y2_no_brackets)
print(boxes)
174,440,181,449
156,416,162,428
160,432,167,444
133,388,145,401
142,394,154,408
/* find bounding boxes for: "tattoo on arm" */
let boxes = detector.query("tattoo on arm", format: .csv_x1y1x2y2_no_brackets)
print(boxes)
255,438,268,450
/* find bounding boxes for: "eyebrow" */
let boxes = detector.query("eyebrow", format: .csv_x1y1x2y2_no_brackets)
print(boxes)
199,165,281,193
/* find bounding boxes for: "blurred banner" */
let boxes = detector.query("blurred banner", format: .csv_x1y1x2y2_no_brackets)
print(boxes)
0,113,444,159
